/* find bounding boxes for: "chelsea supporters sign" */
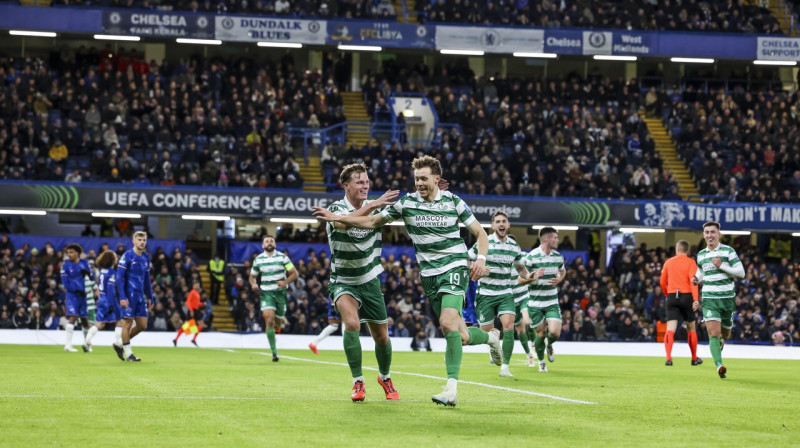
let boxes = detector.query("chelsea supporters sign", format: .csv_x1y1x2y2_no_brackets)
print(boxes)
215,16,326,44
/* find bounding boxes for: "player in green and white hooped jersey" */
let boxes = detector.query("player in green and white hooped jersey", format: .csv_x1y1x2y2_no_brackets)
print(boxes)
518,227,565,373
81,273,98,352
319,163,401,402
508,239,537,368
468,211,532,378
249,236,298,362
691,221,744,379
313,156,501,408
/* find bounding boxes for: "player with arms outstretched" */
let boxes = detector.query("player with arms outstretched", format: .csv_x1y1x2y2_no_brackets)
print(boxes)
692,221,744,379
314,156,501,407
518,227,565,373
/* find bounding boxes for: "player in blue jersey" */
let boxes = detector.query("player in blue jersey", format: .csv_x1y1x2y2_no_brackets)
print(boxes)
308,297,342,354
83,250,125,360
116,231,154,362
60,243,95,352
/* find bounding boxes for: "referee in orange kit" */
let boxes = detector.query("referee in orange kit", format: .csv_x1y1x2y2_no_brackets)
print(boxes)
659,240,702,366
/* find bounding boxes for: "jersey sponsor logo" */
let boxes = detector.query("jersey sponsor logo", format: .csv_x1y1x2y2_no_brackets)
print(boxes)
491,254,516,265
347,227,372,239
413,215,451,227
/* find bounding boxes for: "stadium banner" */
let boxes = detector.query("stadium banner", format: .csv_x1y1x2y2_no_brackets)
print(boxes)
0,3,102,33
435,26,544,53
756,37,800,61
543,29,583,55
102,11,215,38
214,16,326,43
612,31,656,56
637,202,800,231
582,31,613,55
327,20,434,48
0,183,639,224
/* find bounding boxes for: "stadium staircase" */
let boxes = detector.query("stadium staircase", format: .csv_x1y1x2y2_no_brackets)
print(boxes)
342,92,372,149
300,157,326,192
200,265,237,332
768,1,795,35
643,117,700,200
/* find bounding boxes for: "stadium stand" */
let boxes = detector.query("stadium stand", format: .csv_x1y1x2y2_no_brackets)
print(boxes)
47,0,782,34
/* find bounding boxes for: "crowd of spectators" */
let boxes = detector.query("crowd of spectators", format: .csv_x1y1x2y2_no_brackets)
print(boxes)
0,47,350,188
0,233,214,333
325,63,681,200
49,0,781,34
222,224,800,346
670,86,800,203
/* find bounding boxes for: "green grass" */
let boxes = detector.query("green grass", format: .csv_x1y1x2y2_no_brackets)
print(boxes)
1,345,797,447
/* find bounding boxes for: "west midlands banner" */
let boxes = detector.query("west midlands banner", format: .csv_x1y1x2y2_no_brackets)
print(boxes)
637,201,800,231
214,16,326,43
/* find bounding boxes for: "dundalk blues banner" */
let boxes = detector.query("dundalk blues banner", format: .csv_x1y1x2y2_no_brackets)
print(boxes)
215,16,326,44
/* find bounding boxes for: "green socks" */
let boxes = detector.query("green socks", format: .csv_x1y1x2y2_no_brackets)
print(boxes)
445,331,462,379
343,330,363,378
527,327,536,346
375,340,393,376
266,329,277,355
502,330,514,364
709,336,723,367
466,327,489,345
547,332,558,346
518,330,531,354
534,334,545,361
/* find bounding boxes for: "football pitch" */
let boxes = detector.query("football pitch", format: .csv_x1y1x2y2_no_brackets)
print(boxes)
1,345,797,447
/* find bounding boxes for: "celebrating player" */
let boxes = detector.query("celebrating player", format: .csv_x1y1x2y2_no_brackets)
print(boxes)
508,236,536,367
518,227,565,373
314,156,502,407
250,236,298,362
692,221,744,379
117,231,154,362
468,211,531,377
83,250,125,359
659,240,702,366
60,243,95,352
313,163,401,401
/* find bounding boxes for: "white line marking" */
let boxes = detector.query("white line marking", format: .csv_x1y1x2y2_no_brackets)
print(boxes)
268,353,595,405
0,394,569,405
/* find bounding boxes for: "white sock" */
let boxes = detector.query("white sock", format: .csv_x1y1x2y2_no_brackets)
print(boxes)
82,326,89,341
379,373,390,381
114,327,123,346
123,343,133,358
313,324,339,345
65,323,75,347
353,376,364,384
85,326,98,344
446,378,458,393
501,363,509,369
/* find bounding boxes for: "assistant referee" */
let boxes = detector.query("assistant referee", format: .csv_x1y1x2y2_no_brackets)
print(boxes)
659,240,702,366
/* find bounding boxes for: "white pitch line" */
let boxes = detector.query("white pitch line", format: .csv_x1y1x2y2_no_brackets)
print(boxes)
0,394,568,405
268,353,596,405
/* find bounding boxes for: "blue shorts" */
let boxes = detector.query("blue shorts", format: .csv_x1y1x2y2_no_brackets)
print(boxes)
122,297,149,319
65,293,87,318
96,297,121,323
327,297,341,320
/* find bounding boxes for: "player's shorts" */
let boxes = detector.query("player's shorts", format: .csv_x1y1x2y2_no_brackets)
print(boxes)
514,300,528,326
95,296,121,323
701,297,735,329
528,303,562,328
666,292,695,322
65,293,87,318
327,297,341,321
122,297,148,319
474,293,515,326
420,267,469,318
330,277,387,324
260,290,287,319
